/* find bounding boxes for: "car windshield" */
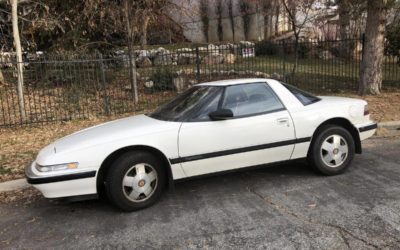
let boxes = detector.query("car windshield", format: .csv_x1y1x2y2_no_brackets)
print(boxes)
149,86,223,121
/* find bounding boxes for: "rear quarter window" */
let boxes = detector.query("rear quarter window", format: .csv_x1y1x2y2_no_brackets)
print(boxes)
281,83,320,105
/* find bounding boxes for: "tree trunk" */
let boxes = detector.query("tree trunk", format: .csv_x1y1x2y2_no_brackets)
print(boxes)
123,0,139,104
338,0,350,40
200,0,209,43
263,13,269,39
217,1,223,42
11,0,26,121
140,15,150,48
359,0,386,95
262,1,272,39
228,0,235,42
0,69,4,84
338,0,352,59
274,5,279,35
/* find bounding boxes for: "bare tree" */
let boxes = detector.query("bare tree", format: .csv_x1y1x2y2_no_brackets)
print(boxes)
228,0,235,42
122,0,184,103
325,0,366,58
11,0,26,120
274,3,280,35
281,0,317,75
200,0,209,43
140,15,151,47
135,0,181,47
359,0,388,95
261,0,275,39
337,0,351,39
123,0,139,104
217,0,223,41
240,0,251,40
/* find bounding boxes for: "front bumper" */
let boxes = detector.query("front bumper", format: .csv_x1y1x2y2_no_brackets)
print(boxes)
25,162,97,198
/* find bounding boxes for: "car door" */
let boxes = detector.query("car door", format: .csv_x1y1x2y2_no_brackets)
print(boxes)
176,82,296,177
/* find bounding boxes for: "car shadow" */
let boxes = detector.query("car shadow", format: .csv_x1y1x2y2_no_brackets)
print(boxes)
50,161,315,213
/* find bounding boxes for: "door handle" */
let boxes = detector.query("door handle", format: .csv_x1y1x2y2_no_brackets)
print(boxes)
277,117,290,126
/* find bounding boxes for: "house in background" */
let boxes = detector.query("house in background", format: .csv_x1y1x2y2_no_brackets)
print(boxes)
169,0,292,43
168,0,370,44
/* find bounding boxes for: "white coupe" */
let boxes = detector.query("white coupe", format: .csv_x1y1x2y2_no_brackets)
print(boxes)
26,79,377,211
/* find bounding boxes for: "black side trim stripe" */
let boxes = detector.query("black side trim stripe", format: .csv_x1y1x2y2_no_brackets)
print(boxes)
175,158,307,182
170,137,311,164
359,123,377,132
26,171,96,185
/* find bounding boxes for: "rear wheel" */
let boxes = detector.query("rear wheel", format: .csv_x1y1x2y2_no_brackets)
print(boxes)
105,151,166,211
308,125,355,175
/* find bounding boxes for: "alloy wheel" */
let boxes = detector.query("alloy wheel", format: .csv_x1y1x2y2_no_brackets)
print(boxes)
122,163,158,202
320,134,349,168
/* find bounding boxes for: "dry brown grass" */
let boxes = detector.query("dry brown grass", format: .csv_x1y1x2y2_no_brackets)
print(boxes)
0,90,399,182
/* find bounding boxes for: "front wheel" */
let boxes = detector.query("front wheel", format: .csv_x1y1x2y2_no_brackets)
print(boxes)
308,125,355,175
105,151,166,211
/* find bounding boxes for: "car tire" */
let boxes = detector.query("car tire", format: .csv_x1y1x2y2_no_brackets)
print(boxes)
308,125,355,175
105,151,166,211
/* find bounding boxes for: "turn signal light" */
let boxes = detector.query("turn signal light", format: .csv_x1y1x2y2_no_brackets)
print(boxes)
67,163,78,169
35,162,79,172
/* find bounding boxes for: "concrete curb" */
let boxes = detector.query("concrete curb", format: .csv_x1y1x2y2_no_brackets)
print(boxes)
1,120,399,193
378,121,400,130
0,179,30,193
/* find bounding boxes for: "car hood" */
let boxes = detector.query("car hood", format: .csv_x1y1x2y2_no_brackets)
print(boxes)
51,115,179,154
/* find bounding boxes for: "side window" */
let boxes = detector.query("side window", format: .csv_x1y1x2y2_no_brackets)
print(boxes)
221,83,284,117
190,87,223,121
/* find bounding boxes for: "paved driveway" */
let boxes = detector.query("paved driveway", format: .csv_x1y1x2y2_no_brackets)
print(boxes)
1,137,400,249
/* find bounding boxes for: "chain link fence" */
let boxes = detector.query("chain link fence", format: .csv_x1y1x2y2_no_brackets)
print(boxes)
0,37,399,127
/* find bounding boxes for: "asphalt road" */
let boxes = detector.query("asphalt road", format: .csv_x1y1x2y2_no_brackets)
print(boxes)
1,137,400,249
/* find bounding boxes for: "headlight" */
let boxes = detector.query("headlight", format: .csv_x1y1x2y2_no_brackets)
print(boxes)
35,162,79,172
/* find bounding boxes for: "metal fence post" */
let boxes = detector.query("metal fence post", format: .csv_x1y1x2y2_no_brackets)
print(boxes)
98,53,111,115
282,40,287,82
361,33,365,62
196,46,201,83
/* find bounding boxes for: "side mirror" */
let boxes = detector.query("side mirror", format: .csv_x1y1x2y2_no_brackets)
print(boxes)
208,109,234,121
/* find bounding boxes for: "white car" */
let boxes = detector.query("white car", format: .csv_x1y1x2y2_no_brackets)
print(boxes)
26,79,377,211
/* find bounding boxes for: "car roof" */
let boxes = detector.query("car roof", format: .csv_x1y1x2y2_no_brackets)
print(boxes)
196,78,274,86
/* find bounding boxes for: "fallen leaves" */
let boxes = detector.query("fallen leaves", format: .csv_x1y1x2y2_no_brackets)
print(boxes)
0,187,41,204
